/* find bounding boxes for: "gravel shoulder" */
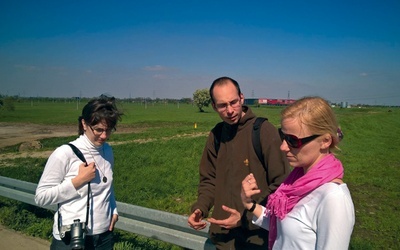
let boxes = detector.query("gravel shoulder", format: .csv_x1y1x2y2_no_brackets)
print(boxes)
0,224,50,250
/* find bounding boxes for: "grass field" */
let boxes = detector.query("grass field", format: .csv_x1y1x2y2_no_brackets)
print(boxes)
0,100,399,249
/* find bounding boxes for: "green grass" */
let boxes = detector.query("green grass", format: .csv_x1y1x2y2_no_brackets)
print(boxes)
335,108,400,249
113,136,205,214
1,101,400,249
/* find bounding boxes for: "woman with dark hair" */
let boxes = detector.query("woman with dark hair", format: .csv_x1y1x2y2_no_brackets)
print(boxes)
35,95,123,250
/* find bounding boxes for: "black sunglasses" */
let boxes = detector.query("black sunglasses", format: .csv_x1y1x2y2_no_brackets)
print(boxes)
278,128,320,148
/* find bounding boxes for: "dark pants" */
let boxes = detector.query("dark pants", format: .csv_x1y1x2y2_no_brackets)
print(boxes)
50,230,114,250
210,226,269,250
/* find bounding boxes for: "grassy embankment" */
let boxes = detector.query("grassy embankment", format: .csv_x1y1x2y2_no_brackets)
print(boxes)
0,100,399,249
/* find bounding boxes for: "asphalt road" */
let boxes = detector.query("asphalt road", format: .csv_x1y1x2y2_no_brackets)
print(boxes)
0,224,50,250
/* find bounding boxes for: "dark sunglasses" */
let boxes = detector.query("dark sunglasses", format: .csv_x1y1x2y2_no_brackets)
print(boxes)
278,128,320,148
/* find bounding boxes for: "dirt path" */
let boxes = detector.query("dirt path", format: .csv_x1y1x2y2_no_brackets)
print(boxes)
0,122,145,149
0,122,208,160
0,122,77,148
0,224,50,250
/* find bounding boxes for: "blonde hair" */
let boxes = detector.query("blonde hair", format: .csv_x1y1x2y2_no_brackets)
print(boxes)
281,96,342,151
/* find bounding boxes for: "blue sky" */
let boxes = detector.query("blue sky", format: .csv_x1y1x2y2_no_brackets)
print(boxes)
1,1,399,105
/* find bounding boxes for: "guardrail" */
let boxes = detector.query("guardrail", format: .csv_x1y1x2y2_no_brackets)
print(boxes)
0,176,215,250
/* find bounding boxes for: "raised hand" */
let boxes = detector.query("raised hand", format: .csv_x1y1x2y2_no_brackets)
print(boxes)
241,173,261,210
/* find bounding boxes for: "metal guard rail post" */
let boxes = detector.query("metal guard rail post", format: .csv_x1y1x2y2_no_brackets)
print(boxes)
0,176,215,250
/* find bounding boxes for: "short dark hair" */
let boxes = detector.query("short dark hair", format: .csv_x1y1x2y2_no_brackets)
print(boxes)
78,95,123,135
209,76,242,104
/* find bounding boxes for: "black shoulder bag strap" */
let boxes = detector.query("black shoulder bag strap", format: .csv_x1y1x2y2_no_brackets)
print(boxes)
212,122,224,154
58,143,90,236
252,117,267,169
67,143,87,165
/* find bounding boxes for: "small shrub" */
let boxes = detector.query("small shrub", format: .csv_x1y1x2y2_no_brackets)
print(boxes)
114,241,136,250
26,219,53,239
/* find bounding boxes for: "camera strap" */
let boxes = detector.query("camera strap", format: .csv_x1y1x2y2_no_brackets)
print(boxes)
58,143,91,236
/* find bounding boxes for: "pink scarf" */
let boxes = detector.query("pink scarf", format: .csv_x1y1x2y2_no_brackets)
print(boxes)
266,154,344,250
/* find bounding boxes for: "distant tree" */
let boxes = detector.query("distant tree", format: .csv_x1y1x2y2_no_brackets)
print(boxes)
193,88,211,112
180,98,192,104
3,97,16,111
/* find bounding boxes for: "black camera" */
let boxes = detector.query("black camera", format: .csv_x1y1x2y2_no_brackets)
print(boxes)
59,218,86,249
68,219,86,249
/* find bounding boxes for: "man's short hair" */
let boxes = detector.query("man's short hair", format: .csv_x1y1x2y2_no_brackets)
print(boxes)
209,76,242,103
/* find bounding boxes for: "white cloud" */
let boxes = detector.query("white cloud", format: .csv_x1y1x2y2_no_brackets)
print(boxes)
152,74,168,79
14,64,40,71
143,65,169,71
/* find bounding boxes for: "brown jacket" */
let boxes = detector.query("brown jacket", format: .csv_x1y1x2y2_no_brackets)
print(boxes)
191,106,290,248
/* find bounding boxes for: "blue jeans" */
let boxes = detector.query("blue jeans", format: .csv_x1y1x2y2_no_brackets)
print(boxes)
50,230,114,250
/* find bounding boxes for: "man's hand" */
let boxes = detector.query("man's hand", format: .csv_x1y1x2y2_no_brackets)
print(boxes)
188,209,207,230
207,205,241,229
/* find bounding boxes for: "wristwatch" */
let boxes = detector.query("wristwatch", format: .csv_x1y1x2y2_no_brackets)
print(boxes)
247,201,257,212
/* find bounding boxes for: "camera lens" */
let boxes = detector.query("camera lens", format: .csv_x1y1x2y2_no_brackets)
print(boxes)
70,219,85,249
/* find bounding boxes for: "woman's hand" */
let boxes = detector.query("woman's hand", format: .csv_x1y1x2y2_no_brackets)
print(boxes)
241,173,261,210
109,214,119,231
72,162,96,189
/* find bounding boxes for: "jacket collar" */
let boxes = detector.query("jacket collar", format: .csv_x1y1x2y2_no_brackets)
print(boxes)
223,105,255,131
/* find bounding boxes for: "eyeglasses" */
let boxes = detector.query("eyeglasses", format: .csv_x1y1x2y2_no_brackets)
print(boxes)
215,98,241,111
278,128,320,148
89,126,114,136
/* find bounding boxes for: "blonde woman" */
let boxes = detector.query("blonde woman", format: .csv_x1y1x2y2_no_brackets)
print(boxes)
241,96,355,250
